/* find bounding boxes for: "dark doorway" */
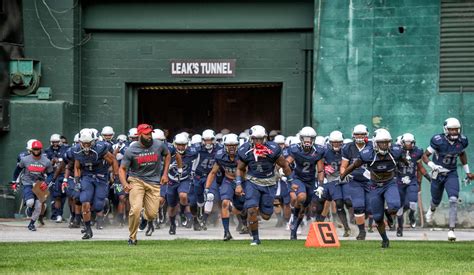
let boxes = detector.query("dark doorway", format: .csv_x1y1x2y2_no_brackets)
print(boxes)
137,83,281,138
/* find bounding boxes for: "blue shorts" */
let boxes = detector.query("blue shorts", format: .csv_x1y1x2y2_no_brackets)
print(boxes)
275,179,291,205
65,177,80,200
51,175,67,199
219,177,235,201
369,179,400,222
193,176,220,204
166,179,192,207
397,178,418,208
22,185,36,202
290,178,315,207
79,174,109,212
244,181,277,216
347,179,371,214
322,180,342,201
430,171,459,206
160,183,168,198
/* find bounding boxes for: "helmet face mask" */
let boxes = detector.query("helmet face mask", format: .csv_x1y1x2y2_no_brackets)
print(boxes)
80,141,93,154
444,118,461,141
373,129,392,155
203,138,215,150
300,136,315,151
330,141,343,151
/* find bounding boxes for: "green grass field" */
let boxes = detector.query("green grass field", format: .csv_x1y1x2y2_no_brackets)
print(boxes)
0,240,472,274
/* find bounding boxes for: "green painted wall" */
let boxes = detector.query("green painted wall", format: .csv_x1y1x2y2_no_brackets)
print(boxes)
313,0,474,210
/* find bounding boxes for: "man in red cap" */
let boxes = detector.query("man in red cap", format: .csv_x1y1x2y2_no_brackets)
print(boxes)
119,124,171,245
17,140,53,231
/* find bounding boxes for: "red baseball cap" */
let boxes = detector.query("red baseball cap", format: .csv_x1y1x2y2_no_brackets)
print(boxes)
137,124,153,135
31,140,43,150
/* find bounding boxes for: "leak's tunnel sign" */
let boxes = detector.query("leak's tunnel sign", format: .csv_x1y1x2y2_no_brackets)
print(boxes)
170,59,235,77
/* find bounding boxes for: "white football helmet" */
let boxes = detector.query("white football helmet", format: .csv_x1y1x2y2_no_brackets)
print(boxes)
444,117,461,141
373,129,392,155
401,133,415,145
101,126,115,141
224,133,239,155
274,135,285,144
90,128,99,141
315,136,326,146
299,126,317,150
116,134,127,144
152,129,166,141
288,136,301,145
202,129,216,150
329,130,344,151
220,128,230,135
128,128,138,139
73,133,80,144
26,139,37,151
352,124,369,144
191,134,202,145
239,132,249,145
50,134,61,143
79,128,95,152
343,138,352,144
249,125,267,138
174,133,188,154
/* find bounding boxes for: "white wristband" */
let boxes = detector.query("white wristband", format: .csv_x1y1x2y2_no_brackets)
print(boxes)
463,164,470,174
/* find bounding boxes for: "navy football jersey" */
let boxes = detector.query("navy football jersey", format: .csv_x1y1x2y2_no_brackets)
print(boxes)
237,141,282,179
289,144,325,183
215,148,238,179
194,144,220,177
429,133,468,171
324,146,343,181
168,145,198,181
359,144,403,181
73,142,110,176
397,146,423,179
342,141,371,182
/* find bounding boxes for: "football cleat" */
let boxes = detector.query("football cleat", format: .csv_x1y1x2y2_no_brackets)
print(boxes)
381,239,390,248
425,208,434,223
239,225,249,235
193,218,202,231
169,223,176,235
356,230,366,240
27,223,36,231
145,221,155,236
55,215,63,223
128,238,137,246
409,210,416,228
396,227,403,237
343,228,351,237
138,217,147,231
38,215,45,226
250,239,261,246
290,230,297,240
223,231,233,241
81,228,93,240
448,230,456,242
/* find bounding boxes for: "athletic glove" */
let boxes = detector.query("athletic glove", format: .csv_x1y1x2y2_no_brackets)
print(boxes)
39,182,48,191
10,181,18,193
204,188,214,202
314,185,324,199
74,182,81,192
61,179,68,193
401,176,411,185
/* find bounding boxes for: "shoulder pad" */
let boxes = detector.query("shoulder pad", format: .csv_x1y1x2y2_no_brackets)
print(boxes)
431,134,444,145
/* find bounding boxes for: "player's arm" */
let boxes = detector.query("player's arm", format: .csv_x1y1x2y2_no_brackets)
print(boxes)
275,155,291,177
73,159,81,181
340,159,349,175
459,151,474,180
104,152,119,178
205,163,220,189
285,155,294,165
161,151,171,184
235,160,247,196
340,159,363,180
316,159,325,184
